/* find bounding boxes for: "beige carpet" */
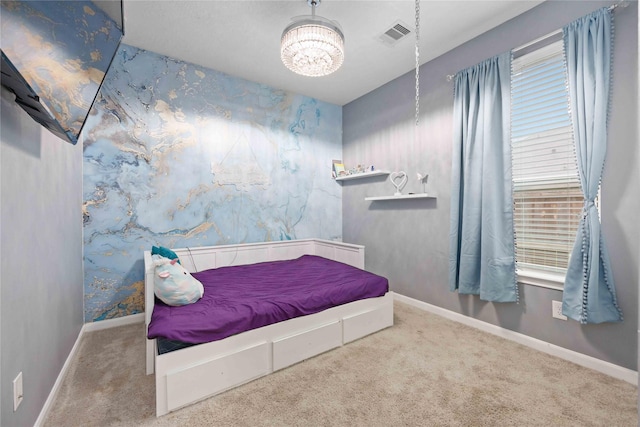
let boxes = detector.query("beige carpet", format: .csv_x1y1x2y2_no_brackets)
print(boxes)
44,301,637,426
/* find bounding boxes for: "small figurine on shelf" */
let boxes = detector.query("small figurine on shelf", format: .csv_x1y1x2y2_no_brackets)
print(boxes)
390,171,408,196
417,173,429,193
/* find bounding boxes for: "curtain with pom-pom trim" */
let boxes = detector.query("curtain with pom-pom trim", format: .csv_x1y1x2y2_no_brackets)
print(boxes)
562,7,622,324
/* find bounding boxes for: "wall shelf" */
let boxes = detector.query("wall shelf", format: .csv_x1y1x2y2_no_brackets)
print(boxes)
335,170,390,181
365,193,436,201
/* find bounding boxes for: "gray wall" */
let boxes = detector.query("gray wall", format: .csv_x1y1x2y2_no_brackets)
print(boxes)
1,87,84,426
343,0,638,370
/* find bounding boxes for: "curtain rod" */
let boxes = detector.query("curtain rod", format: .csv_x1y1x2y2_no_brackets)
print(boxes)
446,28,561,82
445,1,628,81
609,0,629,11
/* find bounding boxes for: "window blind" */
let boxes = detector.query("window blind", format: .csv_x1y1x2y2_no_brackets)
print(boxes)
511,40,582,277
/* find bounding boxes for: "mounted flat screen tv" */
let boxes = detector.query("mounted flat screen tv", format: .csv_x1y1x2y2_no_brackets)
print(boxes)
0,0,123,144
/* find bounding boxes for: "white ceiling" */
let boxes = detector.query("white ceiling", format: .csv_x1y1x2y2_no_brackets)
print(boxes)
122,1,545,106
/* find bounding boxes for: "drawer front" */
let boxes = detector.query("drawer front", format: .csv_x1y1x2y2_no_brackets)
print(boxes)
166,341,269,411
343,304,393,344
273,321,342,371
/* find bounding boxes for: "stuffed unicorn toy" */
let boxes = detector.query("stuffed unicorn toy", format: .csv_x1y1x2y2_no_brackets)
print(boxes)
152,254,204,306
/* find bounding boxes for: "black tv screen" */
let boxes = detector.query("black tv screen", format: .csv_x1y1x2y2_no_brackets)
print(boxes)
0,1,123,144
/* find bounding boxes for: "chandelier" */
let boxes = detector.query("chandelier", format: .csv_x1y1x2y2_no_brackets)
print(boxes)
281,0,345,77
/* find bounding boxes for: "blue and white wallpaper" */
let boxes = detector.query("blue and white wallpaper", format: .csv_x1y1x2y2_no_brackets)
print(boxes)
82,45,342,322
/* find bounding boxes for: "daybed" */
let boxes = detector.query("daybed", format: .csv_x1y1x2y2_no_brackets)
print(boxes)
144,238,394,416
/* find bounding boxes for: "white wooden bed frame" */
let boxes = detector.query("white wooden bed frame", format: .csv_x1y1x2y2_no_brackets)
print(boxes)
144,238,394,416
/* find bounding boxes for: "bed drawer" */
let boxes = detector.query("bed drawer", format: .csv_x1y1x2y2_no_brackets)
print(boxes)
272,321,342,371
343,304,393,344
165,341,269,412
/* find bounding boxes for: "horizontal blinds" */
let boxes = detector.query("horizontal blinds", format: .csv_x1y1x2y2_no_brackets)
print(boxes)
511,40,582,277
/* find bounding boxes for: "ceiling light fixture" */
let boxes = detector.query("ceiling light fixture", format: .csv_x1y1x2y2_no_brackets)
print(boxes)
281,0,345,77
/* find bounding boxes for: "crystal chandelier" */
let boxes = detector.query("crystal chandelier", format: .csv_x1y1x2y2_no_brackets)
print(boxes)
281,0,345,77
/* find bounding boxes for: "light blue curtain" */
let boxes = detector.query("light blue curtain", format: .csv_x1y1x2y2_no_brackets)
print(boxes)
449,52,517,302
562,8,622,324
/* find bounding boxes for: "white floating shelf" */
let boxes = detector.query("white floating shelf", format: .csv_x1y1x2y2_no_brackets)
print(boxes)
365,193,436,201
335,170,390,181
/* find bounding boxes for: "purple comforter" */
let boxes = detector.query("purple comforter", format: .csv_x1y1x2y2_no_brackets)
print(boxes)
147,255,389,344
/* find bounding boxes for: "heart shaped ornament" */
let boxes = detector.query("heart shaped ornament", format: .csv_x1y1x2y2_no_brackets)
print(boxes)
390,171,408,195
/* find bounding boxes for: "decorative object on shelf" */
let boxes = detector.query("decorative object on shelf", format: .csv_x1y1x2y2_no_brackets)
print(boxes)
332,160,346,178
347,164,372,175
333,161,380,179
281,0,345,77
417,172,429,193
390,171,408,196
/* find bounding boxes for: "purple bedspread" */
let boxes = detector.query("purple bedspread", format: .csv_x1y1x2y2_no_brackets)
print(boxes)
147,255,389,344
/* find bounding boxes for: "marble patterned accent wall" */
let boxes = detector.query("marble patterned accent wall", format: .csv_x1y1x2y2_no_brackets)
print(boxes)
0,1,122,143
82,45,342,322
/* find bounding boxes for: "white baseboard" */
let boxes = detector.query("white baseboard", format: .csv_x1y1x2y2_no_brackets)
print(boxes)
394,293,638,385
82,312,145,332
33,326,84,427
34,313,146,426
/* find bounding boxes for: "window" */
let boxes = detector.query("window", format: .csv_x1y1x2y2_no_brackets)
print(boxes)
511,39,584,287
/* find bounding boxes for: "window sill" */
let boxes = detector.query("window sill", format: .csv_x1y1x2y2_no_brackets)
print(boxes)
517,269,564,291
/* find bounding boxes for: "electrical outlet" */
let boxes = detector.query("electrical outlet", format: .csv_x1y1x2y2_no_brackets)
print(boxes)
552,300,567,321
13,372,23,411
